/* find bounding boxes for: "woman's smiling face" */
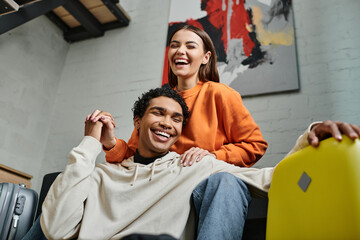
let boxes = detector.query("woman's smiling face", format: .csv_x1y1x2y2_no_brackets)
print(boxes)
168,29,211,83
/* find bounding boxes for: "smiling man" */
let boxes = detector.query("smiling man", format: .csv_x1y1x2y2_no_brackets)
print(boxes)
38,87,275,240
37,86,360,240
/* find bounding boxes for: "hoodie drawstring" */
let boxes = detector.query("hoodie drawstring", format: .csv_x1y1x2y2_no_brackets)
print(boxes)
129,155,178,186
131,164,139,186
130,161,156,186
149,160,156,181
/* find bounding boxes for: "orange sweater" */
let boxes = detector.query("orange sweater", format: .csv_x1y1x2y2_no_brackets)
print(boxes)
105,81,268,167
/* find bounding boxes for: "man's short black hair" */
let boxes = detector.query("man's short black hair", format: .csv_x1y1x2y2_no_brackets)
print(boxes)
132,85,190,127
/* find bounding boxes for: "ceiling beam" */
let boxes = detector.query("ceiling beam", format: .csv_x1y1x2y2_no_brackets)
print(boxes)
16,0,42,6
0,0,68,34
62,0,104,37
64,21,129,42
101,0,130,26
0,0,19,15
103,21,128,31
45,11,69,33
64,26,92,42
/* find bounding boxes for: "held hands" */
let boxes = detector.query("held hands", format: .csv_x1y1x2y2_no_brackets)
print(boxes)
308,120,360,147
85,110,117,149
180,147,216,167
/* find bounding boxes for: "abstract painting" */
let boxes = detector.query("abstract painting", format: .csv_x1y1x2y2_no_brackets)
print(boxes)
163,0,299,97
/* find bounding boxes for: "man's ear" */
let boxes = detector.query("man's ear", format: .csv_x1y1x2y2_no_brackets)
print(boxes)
134,116,141,130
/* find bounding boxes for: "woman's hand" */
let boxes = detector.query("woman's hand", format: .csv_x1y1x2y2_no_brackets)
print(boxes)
86,110,117,149
180,147,216,167
308,120,360,147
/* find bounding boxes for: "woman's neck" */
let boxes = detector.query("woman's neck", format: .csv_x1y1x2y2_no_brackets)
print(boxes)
177,76,199,91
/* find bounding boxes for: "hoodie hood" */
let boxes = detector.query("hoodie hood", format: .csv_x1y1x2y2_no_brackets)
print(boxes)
120,152,181,185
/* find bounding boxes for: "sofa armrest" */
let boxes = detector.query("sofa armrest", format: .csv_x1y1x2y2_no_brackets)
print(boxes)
35,172,61,220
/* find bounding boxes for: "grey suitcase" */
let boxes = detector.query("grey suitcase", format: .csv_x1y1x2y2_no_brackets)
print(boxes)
0,183,38,240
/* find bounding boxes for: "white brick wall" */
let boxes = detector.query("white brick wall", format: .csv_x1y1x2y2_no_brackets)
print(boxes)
0,16,69,192
250,0,360,167
1,0,359,192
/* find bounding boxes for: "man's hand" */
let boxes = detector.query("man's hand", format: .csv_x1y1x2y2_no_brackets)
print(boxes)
86,110,117,149
180,147,216,167
308,120,360,147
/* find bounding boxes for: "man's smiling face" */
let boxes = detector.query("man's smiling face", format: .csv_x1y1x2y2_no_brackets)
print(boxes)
135,96,184,158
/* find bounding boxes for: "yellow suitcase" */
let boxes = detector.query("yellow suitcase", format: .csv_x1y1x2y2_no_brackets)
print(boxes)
266,136,360,240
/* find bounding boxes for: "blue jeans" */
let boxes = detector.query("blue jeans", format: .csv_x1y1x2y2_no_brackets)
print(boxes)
192,172,252,240
21,216,47,240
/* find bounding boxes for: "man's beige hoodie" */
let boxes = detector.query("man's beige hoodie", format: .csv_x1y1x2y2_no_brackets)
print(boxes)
41,129,311,240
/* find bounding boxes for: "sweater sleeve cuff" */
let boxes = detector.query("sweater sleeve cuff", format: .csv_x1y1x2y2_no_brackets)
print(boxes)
285,121,322,158
103,137,120,153
212,150,224,161
104,138,127,162
70,136,102,165
79,136,102,157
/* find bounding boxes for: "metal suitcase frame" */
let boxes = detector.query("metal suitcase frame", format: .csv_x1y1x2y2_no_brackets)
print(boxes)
0,183,38,240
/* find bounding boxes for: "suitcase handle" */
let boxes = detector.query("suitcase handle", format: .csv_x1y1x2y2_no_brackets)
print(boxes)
7,194,27,240
7,215,19,240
